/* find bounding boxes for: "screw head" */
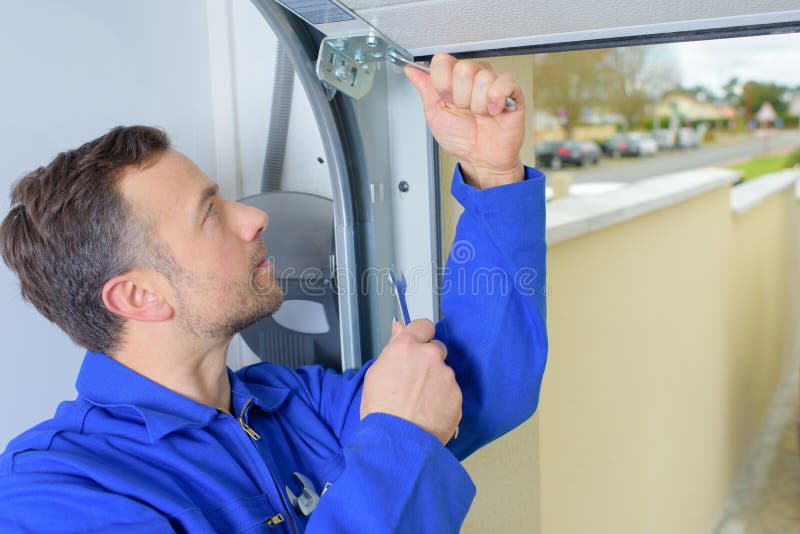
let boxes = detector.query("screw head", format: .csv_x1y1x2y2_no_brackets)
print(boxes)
398,181,410,193
333,64,347,81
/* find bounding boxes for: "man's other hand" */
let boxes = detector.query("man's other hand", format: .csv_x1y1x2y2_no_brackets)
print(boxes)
404,53,525,190
360,319,462,445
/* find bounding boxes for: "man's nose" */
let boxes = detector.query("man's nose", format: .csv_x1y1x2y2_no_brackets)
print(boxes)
236,203,269,242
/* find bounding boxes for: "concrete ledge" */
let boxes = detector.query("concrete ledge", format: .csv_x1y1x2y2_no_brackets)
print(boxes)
545,167,739,245
795,172,800,201
730,169,800,216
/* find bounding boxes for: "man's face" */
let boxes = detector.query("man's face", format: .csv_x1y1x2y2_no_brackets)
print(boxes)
119,150,283,339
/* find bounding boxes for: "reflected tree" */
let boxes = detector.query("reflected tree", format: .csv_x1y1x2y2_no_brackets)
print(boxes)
602,46,679,129
533,49,609,138
533,45,678,135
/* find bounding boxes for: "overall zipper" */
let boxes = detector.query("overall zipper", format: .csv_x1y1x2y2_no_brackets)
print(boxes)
223,399,298,534
265,513,285,526
236,398,261,440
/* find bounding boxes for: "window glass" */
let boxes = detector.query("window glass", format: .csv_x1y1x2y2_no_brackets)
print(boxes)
438,32,800,211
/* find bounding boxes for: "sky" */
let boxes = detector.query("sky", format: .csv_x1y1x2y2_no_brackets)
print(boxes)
667,32,800,96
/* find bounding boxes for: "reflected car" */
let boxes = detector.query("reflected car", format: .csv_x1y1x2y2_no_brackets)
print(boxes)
602,133,658,158
578,141,601,164
633,133,659,156
535,140,587,169
677,127,701,149
653,129,677,150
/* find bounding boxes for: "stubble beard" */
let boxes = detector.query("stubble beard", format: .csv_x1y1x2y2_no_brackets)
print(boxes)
224,266,284,335
174,264,284,339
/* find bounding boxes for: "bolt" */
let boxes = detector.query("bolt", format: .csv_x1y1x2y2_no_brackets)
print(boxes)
398,181,410,193
331,39,345,51
366,34,378,47
333,64,347,81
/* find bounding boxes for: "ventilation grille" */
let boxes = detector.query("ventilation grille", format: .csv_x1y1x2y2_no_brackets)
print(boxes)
255,328,316,368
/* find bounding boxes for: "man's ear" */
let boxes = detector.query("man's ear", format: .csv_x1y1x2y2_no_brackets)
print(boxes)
102,272,174,322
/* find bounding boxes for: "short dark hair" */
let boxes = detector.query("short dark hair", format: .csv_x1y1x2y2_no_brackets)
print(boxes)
0,126,171,353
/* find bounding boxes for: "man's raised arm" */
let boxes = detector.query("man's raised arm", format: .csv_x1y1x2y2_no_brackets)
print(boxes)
405,53,548,461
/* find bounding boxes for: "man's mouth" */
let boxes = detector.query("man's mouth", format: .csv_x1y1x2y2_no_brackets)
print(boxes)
253,246,269,270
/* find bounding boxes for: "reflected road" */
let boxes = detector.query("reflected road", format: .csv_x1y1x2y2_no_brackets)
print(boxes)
564,130,800,184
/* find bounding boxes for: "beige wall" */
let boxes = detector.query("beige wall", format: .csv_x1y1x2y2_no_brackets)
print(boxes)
440,166,798,532
460,415,541,533
542,188,729,533
727,190,800,464
539,186,799,533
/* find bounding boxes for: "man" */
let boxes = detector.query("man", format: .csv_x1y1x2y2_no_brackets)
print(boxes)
0,54,547,532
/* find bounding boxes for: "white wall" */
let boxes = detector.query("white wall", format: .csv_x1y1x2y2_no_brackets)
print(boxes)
0,0,329,448
0,0,218,448
225,0,331,200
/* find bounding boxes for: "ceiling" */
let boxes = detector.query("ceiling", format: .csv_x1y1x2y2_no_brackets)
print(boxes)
305,0,800,55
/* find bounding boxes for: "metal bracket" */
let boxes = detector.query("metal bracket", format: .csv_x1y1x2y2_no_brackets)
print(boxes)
315,33,412,100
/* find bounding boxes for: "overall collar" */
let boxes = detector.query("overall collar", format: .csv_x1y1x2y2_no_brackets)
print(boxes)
76,351,289,442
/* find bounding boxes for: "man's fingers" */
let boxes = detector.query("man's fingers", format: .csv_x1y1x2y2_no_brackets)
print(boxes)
452,60,480,109
429,53,457,104
404,318,436,343
488,72,525,114
470,68,497,116
404,66,444,117
423,54,522,116
390,321,405,338
429,339,448,361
